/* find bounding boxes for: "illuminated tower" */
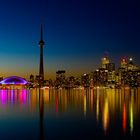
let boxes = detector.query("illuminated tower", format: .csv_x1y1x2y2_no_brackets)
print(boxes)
121,58,127,70
101,56,110,69
39,24,45,84
128,57,135,70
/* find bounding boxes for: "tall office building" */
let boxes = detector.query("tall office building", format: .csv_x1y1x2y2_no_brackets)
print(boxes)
56,70,66,82
106,63,115,71
106,63,116,83
101,56,110,69
55,70,66,87
120,58,127,69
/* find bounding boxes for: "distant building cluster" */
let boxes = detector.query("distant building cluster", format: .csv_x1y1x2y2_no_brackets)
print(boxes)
29,56,140,89
93,56,140,88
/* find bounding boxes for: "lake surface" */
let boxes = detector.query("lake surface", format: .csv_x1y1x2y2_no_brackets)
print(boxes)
0,87,140,140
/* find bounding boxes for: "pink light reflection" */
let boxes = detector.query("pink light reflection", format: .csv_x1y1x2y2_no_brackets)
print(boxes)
1,90,8,106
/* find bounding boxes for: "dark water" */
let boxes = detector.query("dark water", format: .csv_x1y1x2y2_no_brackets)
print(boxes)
0,87,140,140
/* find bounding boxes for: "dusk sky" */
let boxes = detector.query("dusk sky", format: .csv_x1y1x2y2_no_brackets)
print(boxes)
0,0,139,79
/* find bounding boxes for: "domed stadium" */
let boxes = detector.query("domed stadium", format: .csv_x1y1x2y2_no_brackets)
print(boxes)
0,76,28,85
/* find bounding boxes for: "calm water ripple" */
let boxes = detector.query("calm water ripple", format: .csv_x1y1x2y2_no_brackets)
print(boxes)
0,88,140,140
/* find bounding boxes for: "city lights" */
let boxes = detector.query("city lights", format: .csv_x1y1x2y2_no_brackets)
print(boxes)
0,0,139,139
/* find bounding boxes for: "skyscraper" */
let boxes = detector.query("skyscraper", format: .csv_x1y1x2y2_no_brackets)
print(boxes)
39,24,45,84
101,55,110,69
120,58,127,69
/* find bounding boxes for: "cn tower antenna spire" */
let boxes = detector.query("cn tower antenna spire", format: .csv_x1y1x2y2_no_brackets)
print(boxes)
41,24,43,41
39,24,45,45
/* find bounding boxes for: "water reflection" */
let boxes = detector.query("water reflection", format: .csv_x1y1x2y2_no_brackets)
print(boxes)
0,89,27,106
39,89,44,140
129,94,133,135
123,102,126,134
0,87,140,139
103,96,109,134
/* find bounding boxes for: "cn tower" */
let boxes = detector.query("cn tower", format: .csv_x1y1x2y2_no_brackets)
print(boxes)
39,24,45,84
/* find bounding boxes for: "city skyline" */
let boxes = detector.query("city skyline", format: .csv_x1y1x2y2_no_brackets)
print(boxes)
0,0,140,79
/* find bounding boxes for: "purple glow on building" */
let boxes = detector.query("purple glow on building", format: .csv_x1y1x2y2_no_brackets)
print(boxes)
0,76,28,85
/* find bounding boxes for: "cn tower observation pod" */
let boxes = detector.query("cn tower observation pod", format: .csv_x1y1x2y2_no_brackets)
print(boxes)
0,76,28,85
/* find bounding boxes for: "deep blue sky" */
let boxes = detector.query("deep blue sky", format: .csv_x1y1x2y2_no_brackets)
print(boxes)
0,0,139,79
